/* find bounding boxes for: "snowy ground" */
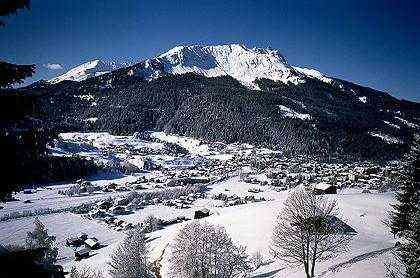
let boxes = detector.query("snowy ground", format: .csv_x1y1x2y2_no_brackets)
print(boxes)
0,132,398,277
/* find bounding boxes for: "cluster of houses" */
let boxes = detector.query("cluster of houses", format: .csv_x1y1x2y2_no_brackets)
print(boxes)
162,192,206,209
212,193,266,207
234,156,406,194
59,180,102,196
100,217,135,231
65,233,101,261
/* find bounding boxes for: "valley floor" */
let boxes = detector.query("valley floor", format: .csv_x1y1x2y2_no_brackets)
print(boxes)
0,132,400,278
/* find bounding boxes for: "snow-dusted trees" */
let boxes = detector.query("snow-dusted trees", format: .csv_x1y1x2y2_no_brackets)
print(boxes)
70,266,103,278
25,218,58,265
108,225,151,278
270,189,352,278
142,215,161,233
169,221,249,278
389,152,420,237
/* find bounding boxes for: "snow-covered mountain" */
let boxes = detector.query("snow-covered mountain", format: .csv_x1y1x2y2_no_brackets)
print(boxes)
153,44,303,88
17,43,420,160
48,59,130,84
48,44,336,89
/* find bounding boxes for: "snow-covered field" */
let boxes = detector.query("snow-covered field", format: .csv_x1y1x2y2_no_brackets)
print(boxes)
0,132,398,277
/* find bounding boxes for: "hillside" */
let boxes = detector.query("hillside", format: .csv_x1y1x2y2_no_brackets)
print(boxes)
6,44,420,160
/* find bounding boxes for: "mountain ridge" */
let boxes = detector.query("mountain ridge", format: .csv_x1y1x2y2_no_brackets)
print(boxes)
47,43,334,90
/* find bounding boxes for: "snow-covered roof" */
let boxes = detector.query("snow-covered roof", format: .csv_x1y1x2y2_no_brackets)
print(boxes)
314,182,336,191
84,238,99,247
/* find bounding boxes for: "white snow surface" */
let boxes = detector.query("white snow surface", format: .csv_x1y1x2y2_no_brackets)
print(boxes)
293,66,334,84
150,131,210,156
394,116,420,129
383,121,401,129
1,131,400,278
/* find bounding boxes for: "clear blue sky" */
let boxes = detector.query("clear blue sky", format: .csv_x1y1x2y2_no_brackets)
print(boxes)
1,0,419,101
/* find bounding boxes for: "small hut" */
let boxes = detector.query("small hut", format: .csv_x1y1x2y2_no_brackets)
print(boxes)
194,208,210,219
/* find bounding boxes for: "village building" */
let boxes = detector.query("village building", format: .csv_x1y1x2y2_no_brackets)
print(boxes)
194,208,210,219
313,182,337,195
84,238,100,249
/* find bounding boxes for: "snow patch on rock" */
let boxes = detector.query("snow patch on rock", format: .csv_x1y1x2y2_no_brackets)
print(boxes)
358,96,367,103
368,131,404,145
394,116,419,129
293,66,333,84
278,105,312,120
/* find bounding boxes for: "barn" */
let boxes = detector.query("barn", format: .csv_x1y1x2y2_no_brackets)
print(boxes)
313,182,337,195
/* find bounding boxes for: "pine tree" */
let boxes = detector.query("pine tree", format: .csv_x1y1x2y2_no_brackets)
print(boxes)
0,0,30,26
25,218,58,265
389,137,420,237
389,176,418,236
0,0,36,201
405,157,420,278
0,60,35,87
0,0,35,87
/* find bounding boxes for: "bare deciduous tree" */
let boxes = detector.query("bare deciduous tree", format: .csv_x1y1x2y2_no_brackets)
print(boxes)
108,225,151,278
270,189,353,278
170,221,249,278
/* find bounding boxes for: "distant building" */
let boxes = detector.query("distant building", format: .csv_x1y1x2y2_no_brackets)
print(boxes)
194,208,210,219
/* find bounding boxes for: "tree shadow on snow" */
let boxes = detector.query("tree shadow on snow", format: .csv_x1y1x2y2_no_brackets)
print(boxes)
145,235,161,243
251,267,284,278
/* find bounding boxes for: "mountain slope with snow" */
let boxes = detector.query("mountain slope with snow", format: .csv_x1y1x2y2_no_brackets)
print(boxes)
48,59,130,84
18,43,420,160
47,44,335,89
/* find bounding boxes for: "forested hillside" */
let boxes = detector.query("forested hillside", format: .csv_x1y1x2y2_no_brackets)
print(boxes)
6,67,418,161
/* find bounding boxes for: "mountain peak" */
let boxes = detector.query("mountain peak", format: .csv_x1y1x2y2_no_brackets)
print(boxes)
156,43,296,88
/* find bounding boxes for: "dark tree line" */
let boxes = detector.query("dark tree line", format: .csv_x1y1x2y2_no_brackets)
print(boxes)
0,61,35,88
0,0,96,201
